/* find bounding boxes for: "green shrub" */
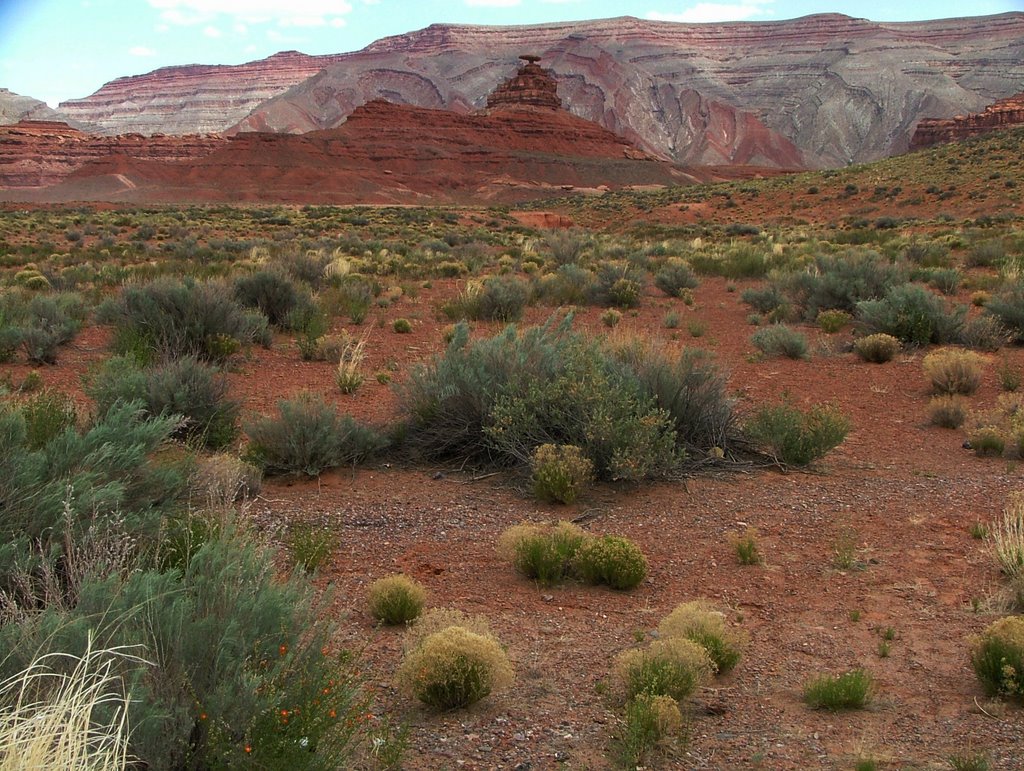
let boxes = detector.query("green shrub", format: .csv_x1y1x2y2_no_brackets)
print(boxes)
948,751,991,771
803,669,873,710
654,259,699,298
971,616,1024,701
392,317,412,333
88,356,240,449
969,426,1006,457
857,284,965,345
600,308,622,328
732,527,762,566
958,316,1010,352
614,638,712,701
18,388,78,451
591,261,645,309
476,275,531,322
233,269,304,328
928,396,967,428
99,278,270,362
611,341,736,455
741,284,787,315
922,349,986,395
853,333,900,363
288,523,335,573
617,694,684,768
245,392,384,476
536,264,594,306
745,400,850,466
396,625,513,710
985,285,1024,342
530,444,593,504
542,228,591,266
573,535,648,590
776,250,903,319
817,309,851,333
395,317,680,481
497,521,588,586
657,600,746,674
367,574,427,625
750,324,808,359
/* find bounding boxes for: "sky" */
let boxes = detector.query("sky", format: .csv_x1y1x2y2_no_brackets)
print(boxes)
1,0,1022,108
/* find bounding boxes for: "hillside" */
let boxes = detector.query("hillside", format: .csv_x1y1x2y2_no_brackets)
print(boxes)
56,13,1024,169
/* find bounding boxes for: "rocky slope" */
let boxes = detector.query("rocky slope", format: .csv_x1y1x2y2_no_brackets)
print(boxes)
0,121,225,188
59,13,1024,168
57,50,348,135
4,62,731,204
0,89,67,125
910,93,1024,149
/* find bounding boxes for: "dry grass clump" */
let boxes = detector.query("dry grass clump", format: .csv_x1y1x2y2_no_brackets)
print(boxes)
0,638,139,771
367,574,427,625
853,333,900,363
497,521,588,586
530,443,593,504
927,395,968,429
971,616,1024,701
396,616,513,710
803,669,874,710
922,348,987,395
657,600,747,674
401,608,494,654
190,452,262,508
966,393,1024,457
614,637,713,702
573,535,648,590
989,494,1024,578
335,332,369,394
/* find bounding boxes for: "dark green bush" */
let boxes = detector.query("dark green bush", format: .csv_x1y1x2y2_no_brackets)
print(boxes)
590,261,646,309
233,269,305,328
985,285,1024,342
776,250,904,320
741,284,788,315
803,669,873,710
611,342,736,454
396,317,680,482
750,324,809,359
0,527,368,770
654,259,699,298
87,355,240,449
856,284,965,345
245,392,384,476
0,292,87,364
537,263,594,306
477,275,531,322
98,278,270,362
745,400,850,466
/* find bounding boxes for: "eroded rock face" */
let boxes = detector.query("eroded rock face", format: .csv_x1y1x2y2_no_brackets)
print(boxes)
910,94,1024,149
58,50,348,135
60,13,1024,168
0,120,224,188
0,89,67,126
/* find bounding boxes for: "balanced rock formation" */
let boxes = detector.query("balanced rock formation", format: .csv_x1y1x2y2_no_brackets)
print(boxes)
59,13,1024,168
486,55,562,111
910,94,1024,150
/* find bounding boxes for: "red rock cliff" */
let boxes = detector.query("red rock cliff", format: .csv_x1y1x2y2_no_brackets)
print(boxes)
910,94,1024,149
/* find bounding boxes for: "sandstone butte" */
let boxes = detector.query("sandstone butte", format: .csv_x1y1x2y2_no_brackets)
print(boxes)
910,93,1024,150
3,58,779,205
52,13,1024,169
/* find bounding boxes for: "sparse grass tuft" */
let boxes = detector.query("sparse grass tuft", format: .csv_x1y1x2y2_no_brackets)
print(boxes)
803,669,873,710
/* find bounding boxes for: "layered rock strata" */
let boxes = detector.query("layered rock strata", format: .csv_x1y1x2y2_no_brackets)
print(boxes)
910,94,1024,149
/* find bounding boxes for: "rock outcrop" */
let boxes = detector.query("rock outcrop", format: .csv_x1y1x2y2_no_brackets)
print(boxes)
57,50,347,135
486,55,562,111
910,94,1024,149
59,12,1024,168
0,89,68,126
0,120,224,188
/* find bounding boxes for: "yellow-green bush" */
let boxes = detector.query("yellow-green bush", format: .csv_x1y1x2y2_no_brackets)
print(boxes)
573,535,648,590
530,443,593,504
614,637,712,702
853,333,900,363
972,616,1024,701
922,348,986,395
368,574,427,625
396,625,513,710
497,521,587,586
657,600,746,674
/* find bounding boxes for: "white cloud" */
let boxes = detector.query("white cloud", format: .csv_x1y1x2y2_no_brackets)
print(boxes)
646,0,772,23
148,0,353,28
203,25,223,37
464,0,521,7
129,45,157,56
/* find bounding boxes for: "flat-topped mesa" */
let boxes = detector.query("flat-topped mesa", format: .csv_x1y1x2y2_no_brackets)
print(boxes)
485,54,562,112
910,93,1024,150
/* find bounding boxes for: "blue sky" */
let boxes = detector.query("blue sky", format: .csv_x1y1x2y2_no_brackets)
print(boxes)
1,0,1022,107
